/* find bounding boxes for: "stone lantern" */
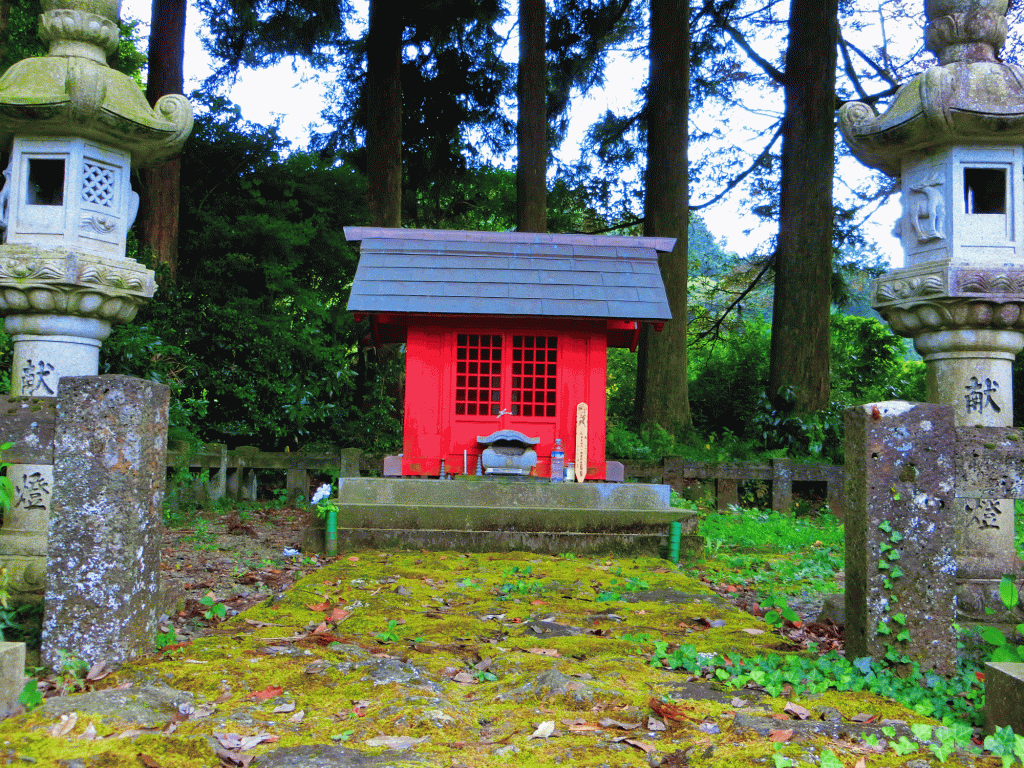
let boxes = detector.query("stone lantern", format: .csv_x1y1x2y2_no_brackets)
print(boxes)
840,0,1024,620
0,0,192,599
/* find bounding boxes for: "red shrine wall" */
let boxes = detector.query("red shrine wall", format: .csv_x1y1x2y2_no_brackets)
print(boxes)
400,317,608,479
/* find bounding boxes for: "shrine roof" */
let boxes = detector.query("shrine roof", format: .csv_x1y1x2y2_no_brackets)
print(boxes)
344,227,674,321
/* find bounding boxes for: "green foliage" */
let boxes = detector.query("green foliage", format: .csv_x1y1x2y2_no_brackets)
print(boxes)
984,725,1024,768
375,620,402,643
200,594,227,622
981,575,1024,662
18,679,42,711
0,442,15,516
102,96,401,454
759,595,799,628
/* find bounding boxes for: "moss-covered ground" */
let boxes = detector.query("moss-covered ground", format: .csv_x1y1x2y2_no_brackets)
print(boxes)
0,546,1002,767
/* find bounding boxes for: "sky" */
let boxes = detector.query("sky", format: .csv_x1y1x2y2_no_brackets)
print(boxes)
120,0,904,267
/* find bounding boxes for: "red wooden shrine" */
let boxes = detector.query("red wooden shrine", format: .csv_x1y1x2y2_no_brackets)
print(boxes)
345,228,673,480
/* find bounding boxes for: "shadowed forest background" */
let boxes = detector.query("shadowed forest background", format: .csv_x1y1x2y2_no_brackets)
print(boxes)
9,0,1008,467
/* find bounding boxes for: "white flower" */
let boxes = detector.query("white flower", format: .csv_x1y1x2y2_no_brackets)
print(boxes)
311,483,332,505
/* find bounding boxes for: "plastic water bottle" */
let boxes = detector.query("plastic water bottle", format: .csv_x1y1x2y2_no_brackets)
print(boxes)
550,439,564,483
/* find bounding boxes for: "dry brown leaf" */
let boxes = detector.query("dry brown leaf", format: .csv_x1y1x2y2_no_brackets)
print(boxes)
215,746,253,767
327,608,351,621
527,648,559,657
304,601,331,612
598,717,640,731
567,722,603,732
614,737,658,755
851,712,877,723
646,717,666,732
243,619,277,628
249,685,283,702
78,722,98,741
649,698,700,723
86,661,112,681
50,712,78,738
769,729,794,743
527,721,556,740
741,628,765,635
289,710,306,723
137,755,161,768
854,758,867,768
271,701,296,714
451,671,475,684
783,702,810,720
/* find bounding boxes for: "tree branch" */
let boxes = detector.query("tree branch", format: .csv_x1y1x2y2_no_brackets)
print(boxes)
706,0,785,84
692,122,783,211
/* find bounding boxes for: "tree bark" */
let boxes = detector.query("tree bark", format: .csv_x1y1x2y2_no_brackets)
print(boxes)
0,0,10,68
137,0,186,283
767,0,839,413
366,0,403,228
633,0,691,431
516,0,547,233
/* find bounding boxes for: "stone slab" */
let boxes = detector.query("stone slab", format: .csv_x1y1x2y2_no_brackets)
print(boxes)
302,527,678,557
844,401,958,675
0,396,55,464
331,503,695,534
335,477,672,510
984,662,1024,735
0,642,25,717
43,375,170,668
954,426,1024,498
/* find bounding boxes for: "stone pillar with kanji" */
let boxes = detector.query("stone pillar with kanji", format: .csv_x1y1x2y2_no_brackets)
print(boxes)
840,0,1024,621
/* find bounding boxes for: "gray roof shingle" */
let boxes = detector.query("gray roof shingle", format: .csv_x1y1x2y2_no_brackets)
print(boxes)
345,228,673,321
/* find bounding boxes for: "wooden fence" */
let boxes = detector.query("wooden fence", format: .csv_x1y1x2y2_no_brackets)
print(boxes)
165,444,843,518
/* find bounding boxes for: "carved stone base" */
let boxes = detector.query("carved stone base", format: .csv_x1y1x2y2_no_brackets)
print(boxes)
955,578,1024,623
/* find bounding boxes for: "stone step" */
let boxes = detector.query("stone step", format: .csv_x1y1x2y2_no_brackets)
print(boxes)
335,477,673,510
301,526,704,557
330,503,696,534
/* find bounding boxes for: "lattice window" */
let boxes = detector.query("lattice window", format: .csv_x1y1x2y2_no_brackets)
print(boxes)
455,334,503,416
81,162,115,208
511,335,557,418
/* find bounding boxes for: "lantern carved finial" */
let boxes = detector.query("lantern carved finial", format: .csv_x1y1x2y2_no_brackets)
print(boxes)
925,0,1010,64
38,0,122,64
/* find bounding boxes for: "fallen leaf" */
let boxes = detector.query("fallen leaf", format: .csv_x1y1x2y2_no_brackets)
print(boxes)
86,661,111,682
527,721,556,740
289,710,306,723
783,702,810,720
599,717,641,731
567,722,603,733
853,758,867,768
769,729,794,743
646,717,666,732
851,712,877,723
304,601,331,612
137,755,161,768
213,732,279,751
50,712,78,738
214,746,252,767
271,702,296,714
347,556,359,562
649,698,700,723
741,628,765,635
364,735,428,749
614,737,658,755
79,722,98,741
192,704,217,718
451,671,475,684
243,619,277,628
249,685,284,702
731,698,748,707
327,608,351,622
527,648,559,657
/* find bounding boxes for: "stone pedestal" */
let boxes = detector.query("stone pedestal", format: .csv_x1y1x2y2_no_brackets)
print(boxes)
844,401,958,675
42,375,169,668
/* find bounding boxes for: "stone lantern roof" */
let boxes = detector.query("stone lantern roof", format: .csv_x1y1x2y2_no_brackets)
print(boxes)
0,0,192,167
840,0,1024,177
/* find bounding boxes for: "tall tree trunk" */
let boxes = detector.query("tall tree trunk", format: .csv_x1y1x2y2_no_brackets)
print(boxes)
634,0,691,432
767,0,839,413
137,0,186,283
516,0,546,233
366,0,403,228
0,0,10,68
